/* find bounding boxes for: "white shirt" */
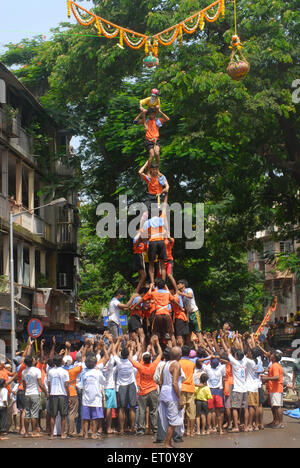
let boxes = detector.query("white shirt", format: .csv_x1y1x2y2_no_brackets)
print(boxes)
205,364,226,389
101,356,116,390
245,357,260,393
114,356,135,387
82,368,105,407
0,387,8,407
22,367,42,396
229,354,247,393
182,288,198,315
109,297,121,326
48,367,70,396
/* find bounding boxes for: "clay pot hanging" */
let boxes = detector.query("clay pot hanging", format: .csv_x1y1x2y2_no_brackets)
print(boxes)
143,52,159,68
226,42,250,81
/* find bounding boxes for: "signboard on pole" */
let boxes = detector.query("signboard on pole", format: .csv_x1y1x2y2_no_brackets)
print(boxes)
27,318,43,339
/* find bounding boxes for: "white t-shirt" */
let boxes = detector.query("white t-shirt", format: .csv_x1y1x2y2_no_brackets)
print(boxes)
229,354,247,393
114,356,135,387
109,298,121,326
22,367,42,396
0,387,8,407
245,357,260,393
82,368,105,407
48,367,70,396
101,356,116,390
182,288,198,315
205,364,226,389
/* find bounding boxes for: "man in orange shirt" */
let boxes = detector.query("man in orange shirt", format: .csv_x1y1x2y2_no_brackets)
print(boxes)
169,288,189,347
136,107,170,167
129,335,163,435
179,346,196,437
261,352,284,429
143,280,175,342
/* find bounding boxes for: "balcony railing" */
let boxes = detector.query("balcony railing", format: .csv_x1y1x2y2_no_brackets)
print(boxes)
0,107,35,164
56,222,77,245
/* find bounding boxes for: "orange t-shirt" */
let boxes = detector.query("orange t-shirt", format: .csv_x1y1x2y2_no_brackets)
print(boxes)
131,357,161,396
164,238,174,261
224,363,234,397
180,358,195,393
16,363,26,391
143,289,174,316
0,368,12,395
67,366,83,397
133,239,146,255
172,295,187,322
268,362,283,394
130,298,143,319
141,173,167,195
36,362,47,391
145,118,163,141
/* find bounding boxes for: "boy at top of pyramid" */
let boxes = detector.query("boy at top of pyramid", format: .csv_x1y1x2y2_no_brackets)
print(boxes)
134,89,170,167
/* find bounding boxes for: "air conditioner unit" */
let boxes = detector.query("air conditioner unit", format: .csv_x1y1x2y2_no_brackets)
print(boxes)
58,273,67,288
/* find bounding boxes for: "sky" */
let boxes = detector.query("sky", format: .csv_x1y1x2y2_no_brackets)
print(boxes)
0,0,92,54
0,1,93,148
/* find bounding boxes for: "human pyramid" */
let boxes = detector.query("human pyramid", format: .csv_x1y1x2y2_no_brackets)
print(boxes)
0,90,287,448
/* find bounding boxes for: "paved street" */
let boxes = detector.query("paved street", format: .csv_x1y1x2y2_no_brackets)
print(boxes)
0,409,299,449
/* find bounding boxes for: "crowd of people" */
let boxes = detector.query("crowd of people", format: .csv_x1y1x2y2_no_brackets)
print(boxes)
0,310,298,447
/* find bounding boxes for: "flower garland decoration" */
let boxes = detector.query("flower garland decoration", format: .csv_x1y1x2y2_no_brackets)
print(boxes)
67,0,226,65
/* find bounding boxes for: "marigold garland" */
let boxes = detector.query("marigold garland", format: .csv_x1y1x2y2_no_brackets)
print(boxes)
68,0,226,56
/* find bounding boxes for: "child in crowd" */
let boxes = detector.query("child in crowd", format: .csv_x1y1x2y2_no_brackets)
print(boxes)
194,373,212,435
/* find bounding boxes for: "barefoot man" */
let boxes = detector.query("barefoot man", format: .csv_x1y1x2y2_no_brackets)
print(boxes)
158,346,185,448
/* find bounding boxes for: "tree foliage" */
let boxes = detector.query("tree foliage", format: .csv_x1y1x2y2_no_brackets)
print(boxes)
2,0,299,327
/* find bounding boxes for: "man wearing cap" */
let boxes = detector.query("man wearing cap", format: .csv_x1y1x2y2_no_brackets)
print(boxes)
129,335,163,435
139,88,161,114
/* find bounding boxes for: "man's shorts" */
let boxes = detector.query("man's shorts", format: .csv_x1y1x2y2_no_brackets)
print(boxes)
270,392,283,407
82,406,104,420
128,314,143,333
118,382,137,408
181,391,196,420
148,240,167,262
104,389,117,409
49,395,69,418
174,318,189,337
196,400,209,416
165,260,173,276
145,139,160,152
24,395,40,419
224,385,233,409
258,387,265,406
144,193,166,214
16,390,26,411
207,389,224,410
188,311,201,333
248,391,259,408
152,314,174,339
133,253,145,272
231,391,248,409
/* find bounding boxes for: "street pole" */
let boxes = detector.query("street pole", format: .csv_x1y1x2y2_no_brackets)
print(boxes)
9,212,16,370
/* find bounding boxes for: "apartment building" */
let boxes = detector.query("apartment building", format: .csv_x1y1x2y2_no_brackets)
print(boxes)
0,62,80,355
247,228,300,324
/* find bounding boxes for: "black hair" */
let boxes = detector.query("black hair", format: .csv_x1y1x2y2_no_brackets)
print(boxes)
155,279,166,290
0,378,6,388
178,279,188,288
236,350,244,361
85,355,97,369
252,347,262,364
181,345,190,357
195,359,203,370
24,356,33,367
163,347,172,361
121,347,129,359
139,287,148,295
115,289,126,297
53,355,63,368
200,373,209,384
147,108,156,116
143,354,151,364
197,348,208,359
